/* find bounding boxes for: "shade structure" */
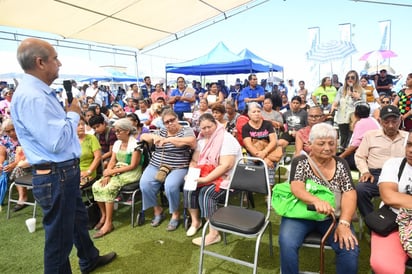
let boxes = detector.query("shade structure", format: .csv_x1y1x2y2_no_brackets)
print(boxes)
80,68,140,83
0,0,254,50
306,40,357,63
166,42,279,76
359,49,398,62
237,48,283,72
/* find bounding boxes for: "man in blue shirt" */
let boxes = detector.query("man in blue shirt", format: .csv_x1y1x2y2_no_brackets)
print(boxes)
140,76,155,99
11,38,116,274
236,74,265,112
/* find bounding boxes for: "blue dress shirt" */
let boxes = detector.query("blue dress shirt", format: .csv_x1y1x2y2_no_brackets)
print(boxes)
11,74,81,165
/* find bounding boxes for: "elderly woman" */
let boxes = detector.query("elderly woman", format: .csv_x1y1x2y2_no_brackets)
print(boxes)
77,116,101,188
184,113,242,245
92,118,143,238
242,102,279,183
0,119,30,211
370,132,412,273
140,109,196,231
330,70,366,149
278,123,359,274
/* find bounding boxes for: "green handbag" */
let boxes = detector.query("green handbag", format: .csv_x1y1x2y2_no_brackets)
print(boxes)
272,179,336,221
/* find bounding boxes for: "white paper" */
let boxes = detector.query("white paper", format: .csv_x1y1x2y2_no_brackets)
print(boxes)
184,167,201,191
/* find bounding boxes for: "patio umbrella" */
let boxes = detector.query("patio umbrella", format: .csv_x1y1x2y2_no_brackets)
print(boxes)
0,161,8,208
306,40,357,64
367,65,396,76
359,49,398,73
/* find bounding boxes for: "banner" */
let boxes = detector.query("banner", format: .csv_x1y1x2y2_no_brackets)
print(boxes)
378,20,391,65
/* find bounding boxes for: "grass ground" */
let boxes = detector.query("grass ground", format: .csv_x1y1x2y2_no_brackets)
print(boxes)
1,166,410,274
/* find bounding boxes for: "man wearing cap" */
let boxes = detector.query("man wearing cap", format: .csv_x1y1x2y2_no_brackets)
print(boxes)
374,69,393,97
355,105,408,217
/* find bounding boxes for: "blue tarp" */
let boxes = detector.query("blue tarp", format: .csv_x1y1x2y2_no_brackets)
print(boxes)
80,68,140,82
237,48,283,72
165,42,282,76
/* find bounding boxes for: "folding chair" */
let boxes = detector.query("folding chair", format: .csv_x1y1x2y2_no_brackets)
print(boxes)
7,174,37,219
116,141,151,227
198,157,273,274
301,208,336,274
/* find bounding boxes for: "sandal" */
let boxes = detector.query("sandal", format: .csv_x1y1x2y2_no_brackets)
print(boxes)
93,225,115,239
166,218,180,231
151,212,165,227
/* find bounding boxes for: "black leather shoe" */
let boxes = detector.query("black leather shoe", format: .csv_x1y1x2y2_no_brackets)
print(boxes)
81,252,117,274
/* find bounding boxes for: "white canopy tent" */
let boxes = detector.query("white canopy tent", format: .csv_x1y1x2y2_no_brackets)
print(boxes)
0,0,259,51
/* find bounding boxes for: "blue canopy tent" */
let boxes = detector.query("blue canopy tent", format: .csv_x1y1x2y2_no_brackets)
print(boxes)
80,68,141,82
165,42,280,76
237,48,283,72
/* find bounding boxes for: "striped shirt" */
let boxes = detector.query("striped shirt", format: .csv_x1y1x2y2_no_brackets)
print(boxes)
150,126,194,169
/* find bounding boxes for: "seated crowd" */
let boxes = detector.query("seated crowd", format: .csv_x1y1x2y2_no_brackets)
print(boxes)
2,71,412,273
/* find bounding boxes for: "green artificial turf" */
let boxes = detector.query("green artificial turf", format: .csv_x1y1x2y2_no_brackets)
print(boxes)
1,184,410,274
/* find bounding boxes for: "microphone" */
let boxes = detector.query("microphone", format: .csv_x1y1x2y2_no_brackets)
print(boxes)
63,80,73,105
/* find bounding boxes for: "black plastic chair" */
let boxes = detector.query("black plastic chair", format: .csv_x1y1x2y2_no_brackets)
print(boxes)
198,157,273,274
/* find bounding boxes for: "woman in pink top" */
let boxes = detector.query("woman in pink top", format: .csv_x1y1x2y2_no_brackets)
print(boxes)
150,84,168,103
339,104,380,169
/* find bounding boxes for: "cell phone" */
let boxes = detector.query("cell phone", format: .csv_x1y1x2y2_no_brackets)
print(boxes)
63,80,73,104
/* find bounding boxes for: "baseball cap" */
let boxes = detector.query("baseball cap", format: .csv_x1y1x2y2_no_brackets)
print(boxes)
380,105,400,120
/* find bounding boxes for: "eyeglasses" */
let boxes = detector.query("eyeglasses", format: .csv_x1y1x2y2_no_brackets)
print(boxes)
346,75,356,80
381,100,390,104
308,115,323,119
163,118,176,125
115,129,125,134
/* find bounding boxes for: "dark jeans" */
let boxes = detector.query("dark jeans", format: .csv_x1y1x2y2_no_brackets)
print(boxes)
338,123,352,149
32,160,99,274
279,217,359,274
356,168,381,217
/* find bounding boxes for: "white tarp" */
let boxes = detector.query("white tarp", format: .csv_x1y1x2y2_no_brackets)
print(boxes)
0,0,254,50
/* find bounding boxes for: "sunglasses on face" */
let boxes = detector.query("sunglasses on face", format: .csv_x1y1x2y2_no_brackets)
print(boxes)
346,75,356,80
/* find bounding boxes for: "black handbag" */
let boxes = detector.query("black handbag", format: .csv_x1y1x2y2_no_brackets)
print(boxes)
84,196,101,230
364,158,407,236
364,205,398,236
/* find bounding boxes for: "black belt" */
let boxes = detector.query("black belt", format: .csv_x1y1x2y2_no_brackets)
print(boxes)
33,158,80,170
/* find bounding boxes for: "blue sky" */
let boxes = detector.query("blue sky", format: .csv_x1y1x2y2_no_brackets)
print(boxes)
1,0,411,89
